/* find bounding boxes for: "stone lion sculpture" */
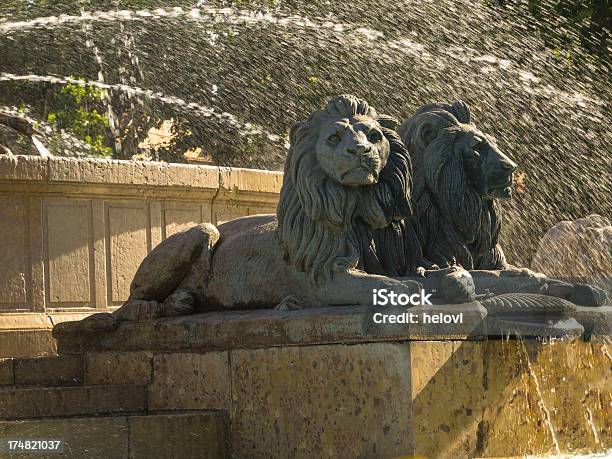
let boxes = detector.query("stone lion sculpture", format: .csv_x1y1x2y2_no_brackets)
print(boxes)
397,101,606,307
532,214,611,299
398,100,513,270
54,95,605,339
56,94,464,336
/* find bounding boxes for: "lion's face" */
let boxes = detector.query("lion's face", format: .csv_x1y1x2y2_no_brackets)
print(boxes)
315,115,390,186
456,128,517,199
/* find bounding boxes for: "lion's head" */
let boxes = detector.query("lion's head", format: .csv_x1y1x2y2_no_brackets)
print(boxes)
277,94,416,283
398,101,517,270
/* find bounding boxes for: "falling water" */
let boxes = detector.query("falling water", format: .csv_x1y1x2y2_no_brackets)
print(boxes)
0,73,284,145
0,0,610,265
518,336,562,455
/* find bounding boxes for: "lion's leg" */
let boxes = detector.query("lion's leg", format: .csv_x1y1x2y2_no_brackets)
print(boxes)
467,270,607,306
312,270,424,306
54,224,220,338
397,266,486,304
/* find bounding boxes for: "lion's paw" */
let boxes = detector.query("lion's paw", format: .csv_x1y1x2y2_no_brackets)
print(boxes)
439,267,476,304
568,283,607,307
160,290,196,317
52,312,119,338
275,296,307,311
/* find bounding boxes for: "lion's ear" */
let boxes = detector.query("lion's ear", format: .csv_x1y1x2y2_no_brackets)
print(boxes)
415,117,440,149
450,101,471,124
376,114,400,130
289,121,304,146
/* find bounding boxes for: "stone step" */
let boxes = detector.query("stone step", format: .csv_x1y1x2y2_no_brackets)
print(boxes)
0,384,147,420
0,355,83,388
0,411,229,458
1,352,154,388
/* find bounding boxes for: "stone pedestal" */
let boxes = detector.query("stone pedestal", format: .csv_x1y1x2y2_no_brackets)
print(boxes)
1,304,610,458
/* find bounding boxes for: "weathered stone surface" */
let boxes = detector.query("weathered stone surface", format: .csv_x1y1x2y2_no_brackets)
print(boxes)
148,352,229,410
532,215,611,293
0,416,128,458
0,359,13,386
0,385,146,420
85,352,152,386
219,166,282,195
0,330,56,358
56,303,487,354
14,355,83,386
0,313,52,330
523,340,611,453
0,155,48,182
0,156,281,314
478,340,612,457
410,341,485,458
230,343,412,458
129,412,228,459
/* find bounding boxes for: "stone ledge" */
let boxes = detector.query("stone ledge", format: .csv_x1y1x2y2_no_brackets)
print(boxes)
56,303,488,354
0,155,283,198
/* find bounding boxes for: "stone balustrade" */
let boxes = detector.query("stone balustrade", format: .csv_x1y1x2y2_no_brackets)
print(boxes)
0,155,282,314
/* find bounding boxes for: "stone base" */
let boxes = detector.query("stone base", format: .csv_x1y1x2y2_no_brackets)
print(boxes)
0,312,100,358
2,305,611,458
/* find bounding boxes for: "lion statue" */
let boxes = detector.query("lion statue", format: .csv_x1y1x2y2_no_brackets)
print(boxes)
56,94,469,336
398,100,514,270
397,100,607,307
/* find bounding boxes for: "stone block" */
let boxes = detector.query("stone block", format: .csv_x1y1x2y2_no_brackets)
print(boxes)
56,303,487,355
129,412,228,459
0,314,52,330
0,359,13,386
0,416,128,458
507,340,611,454
0,156,48,182
219,166,282,195
410,340,485,458
0,330,56,358
478,340,561,457
13,355,83,387
230,343,412,458
0,385,146,420
148,352,229,410
85,352,152,385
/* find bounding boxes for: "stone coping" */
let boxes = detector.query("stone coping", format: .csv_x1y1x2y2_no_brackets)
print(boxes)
0,155,283,199
0,312,100,330
56,303,489,354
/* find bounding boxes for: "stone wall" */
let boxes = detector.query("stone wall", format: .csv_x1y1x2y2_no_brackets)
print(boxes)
2,306,609,458
0,156,282,313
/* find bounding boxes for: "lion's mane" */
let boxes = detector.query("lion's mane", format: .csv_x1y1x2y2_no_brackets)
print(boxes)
277,94,422,284
398,101,506,270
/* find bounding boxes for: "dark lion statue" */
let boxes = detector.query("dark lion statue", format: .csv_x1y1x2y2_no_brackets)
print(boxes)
56,94,467,336
398,100,513,270
397,100,607,308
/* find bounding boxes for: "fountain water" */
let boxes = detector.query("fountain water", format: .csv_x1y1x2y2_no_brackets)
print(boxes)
0,2,610,456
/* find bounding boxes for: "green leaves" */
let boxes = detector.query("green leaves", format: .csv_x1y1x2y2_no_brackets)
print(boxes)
45,77,112,156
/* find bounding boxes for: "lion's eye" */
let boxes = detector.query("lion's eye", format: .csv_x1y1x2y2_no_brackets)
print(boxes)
471,136,485,149
328,134,341,143
367,130,383,143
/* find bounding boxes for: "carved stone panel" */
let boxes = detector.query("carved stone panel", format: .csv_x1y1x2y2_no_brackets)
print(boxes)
46,198,93,307
0,196,29,308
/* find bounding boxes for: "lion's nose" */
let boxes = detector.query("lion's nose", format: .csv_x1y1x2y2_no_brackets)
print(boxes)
347,144,371,155
500,160,517,172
